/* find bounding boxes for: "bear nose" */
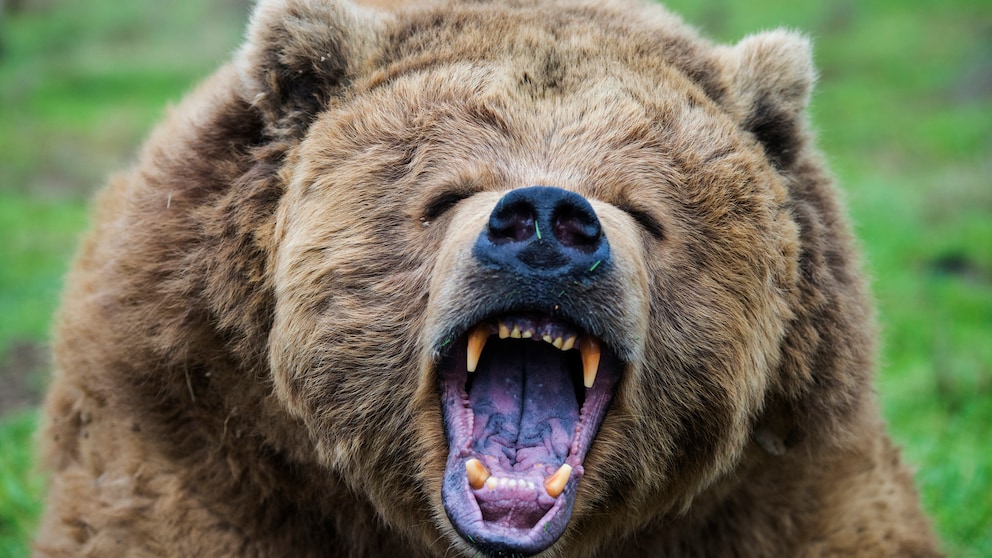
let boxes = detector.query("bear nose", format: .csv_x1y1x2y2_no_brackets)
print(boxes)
473,186,610,278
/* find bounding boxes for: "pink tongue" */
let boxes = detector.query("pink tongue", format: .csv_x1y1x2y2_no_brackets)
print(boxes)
469,340,579,472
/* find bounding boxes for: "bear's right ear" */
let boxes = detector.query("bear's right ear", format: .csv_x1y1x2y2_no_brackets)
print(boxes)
236,0,388,138
713,29,816,170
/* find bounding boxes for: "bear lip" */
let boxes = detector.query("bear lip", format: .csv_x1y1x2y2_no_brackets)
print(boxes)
438,312,623,556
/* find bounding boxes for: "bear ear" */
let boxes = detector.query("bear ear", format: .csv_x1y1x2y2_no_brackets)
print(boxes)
716,29,816,169
236,0,388,138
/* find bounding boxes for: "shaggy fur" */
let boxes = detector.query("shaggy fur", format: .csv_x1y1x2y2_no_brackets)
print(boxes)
35,0,939,556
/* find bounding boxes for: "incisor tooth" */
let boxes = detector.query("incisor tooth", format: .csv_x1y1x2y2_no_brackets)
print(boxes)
578,336,601,388
553,337,564,349
467,324,490,373
562,336,576,351
465,459,490,490
511,325,521,338
544,464,572,498
498,322,510,339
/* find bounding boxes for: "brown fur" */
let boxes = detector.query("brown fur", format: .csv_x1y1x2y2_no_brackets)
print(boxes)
35,0,940,556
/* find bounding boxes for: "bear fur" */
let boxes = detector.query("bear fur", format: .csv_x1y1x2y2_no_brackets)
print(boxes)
34,0,940,556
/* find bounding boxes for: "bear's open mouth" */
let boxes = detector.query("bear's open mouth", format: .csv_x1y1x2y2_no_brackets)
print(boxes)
438,311,623,555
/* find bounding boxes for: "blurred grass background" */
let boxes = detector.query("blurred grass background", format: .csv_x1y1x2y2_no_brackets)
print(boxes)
0,0,988,556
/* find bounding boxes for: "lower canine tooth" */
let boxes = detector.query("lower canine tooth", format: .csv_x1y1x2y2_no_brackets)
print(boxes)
545,464,572,498
465,459,491,490
578,336,602,388
466,324,490,373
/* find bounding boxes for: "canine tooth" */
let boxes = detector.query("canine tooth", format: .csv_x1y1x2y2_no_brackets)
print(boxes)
578,336,601,388
511,325,521,338
562,336,576,351
544,464,572,498
465,459,491,490
498,322,510,339
467,325,490,373
553,337,564,349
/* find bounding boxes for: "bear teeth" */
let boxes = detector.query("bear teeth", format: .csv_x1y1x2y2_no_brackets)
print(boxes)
466,462,568,497
464,320,600,387
577,336,601,388
481,477,540,491
465,458,491,489
581,336,600,387
466,324,491,373
544,464,572,498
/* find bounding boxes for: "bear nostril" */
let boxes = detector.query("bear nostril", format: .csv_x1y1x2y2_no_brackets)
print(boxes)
552,205,601,250
489,201,536,243
474,186,610,278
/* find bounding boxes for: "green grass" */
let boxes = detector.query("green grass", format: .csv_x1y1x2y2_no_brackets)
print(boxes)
0,412,42,558
1,0,990,556
0,0,246,197
0,196,88,344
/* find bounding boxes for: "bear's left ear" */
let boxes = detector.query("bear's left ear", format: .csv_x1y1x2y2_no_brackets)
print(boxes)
715,29,816,169
236,0,388,138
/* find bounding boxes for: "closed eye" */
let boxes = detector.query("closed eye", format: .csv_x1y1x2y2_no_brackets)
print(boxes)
422,191,472,223
618,204,665,240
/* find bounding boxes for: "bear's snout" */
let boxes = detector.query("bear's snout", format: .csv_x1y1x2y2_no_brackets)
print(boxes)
473,186,611,280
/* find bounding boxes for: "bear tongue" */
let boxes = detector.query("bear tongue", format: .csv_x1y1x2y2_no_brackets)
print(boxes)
468,341,580,472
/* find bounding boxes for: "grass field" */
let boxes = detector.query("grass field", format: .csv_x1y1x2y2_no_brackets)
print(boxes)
1,0,989,556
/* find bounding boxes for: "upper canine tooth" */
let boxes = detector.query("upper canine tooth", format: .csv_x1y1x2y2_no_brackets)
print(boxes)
465,458,491,490
578,336,601,388
544,463,572,498
467,324,490,373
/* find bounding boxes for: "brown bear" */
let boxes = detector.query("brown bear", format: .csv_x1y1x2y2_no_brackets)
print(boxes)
34,0,941,556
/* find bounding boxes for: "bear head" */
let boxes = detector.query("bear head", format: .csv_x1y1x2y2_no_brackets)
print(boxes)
233,0,871,555
61,0,874,556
